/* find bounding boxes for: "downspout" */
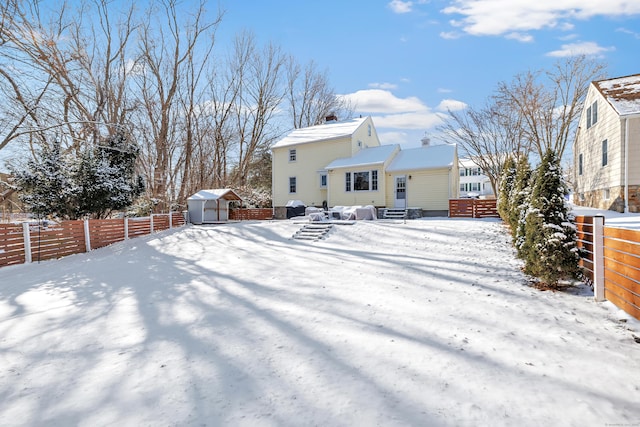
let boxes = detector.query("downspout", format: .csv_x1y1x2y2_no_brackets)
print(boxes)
625,117,629,213
622,112,640,213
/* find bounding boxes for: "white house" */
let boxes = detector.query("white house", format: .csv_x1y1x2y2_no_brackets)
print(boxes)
458,158,494,198
573,73,640,212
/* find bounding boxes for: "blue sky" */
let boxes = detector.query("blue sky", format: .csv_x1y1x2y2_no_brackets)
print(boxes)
215,0,640,148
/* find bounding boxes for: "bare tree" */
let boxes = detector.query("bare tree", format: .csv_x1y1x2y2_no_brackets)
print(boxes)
285,57,352,128
229,32,285,188
439,97,528,197
133,0,221,211
0,0,140,156
496,55,606,160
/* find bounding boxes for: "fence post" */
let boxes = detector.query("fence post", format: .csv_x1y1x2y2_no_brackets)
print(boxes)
84,220,92,252
169,212,172,229
22,222,32,263
150,214,154,233
592,215,605,302
124,218,129,239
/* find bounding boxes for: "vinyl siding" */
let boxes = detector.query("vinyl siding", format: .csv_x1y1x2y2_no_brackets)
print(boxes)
627,117,640,184
349,117,381,154
327,166,386,207
385,169,452,210
272,138,351,206
574,87,623,193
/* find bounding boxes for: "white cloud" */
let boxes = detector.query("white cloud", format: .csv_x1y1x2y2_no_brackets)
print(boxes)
441,1,640,37
505,32,534,43
378,131,411,145
559,33,579,41
440,31,462,40
546,41,615,57
617,27,640,39
339,89,446,131
436,99,468,112
339,89,427,114
388,0,413,14
373,112,448,130
437,88,453,93
369,82,399,90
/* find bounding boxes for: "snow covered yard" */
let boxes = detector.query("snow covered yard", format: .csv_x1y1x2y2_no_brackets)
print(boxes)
0,218,639,427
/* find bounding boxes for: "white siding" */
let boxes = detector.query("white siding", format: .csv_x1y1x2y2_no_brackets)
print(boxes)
627,116,640,184
574,87,623,193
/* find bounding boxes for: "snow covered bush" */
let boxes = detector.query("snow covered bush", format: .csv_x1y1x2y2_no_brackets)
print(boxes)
9,141,76,219
10,133,144,220
522,150,580,287
236,185,272,208
510,156,532,258
497,156,516,222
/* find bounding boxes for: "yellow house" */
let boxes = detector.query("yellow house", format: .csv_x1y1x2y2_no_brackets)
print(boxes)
271,116,459,217
384,144,459,216
573,73,640,212
272,116,380,209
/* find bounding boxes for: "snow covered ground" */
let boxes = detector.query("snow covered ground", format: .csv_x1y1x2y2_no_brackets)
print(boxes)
1,218,639,427
571,204,640,229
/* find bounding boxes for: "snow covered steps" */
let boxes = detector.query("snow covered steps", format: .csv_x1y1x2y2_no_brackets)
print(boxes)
383,209,407,219
292,223,334,241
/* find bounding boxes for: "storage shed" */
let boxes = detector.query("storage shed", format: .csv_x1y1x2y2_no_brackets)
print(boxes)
187,189,242,224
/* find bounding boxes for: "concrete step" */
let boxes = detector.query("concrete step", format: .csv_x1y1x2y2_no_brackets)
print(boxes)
383,209,407,219
292,223,334,240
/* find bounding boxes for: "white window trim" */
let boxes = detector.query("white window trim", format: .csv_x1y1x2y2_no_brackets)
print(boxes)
345,170,379,192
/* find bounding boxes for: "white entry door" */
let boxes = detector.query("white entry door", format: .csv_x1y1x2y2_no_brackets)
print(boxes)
394,175,407,208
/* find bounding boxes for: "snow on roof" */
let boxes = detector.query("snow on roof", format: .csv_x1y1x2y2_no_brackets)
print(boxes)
595,74,640,116
325,144,400,169
272,117,369,149
187,189,242,201
387,143,456,172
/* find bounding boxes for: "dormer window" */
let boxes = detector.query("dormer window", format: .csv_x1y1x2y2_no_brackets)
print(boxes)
289,149,297,162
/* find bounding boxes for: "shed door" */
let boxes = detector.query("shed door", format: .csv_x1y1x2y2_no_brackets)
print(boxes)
394,175,407,208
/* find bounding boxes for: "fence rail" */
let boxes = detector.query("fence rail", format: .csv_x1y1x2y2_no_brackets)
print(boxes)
602,226,640,320
0,212,185,269
230,208,274,221
449,199,499,218
576,215,640,320
575,215,596,285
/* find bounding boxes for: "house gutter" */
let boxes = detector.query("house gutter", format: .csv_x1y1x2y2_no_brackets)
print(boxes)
622,112,640,213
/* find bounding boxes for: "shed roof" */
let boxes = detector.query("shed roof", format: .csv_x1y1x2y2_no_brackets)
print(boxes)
594,74,640,116
187,189,242,201
325,144,400,169
387,144,456,172
272,117,369,149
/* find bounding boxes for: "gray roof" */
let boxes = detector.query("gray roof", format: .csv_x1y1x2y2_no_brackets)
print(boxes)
387,144,456,172
325,144,400,169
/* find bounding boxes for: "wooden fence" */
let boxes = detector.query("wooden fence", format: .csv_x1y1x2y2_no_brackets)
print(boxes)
575,215,596,285
0,212,185,269
575,215,640,320
229,208,274,221
449,199,499,218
